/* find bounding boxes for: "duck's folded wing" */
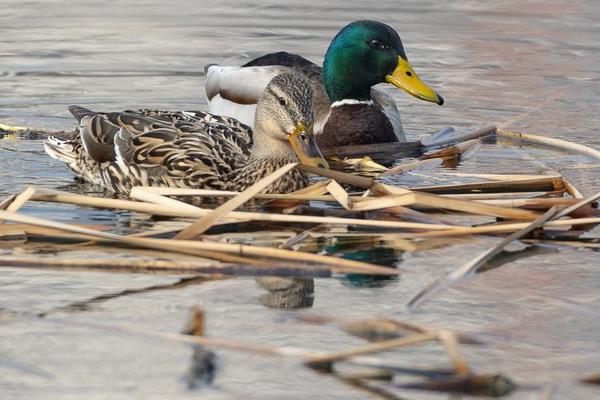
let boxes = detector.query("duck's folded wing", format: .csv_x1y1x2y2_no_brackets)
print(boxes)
370,87,406,142
110,112,252,189
205,65,290,127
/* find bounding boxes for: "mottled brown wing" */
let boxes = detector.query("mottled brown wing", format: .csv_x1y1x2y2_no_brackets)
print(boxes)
108,110,254,190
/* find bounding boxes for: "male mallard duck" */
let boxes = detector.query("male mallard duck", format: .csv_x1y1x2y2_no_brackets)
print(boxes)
205,20,443,148
44,72,327,194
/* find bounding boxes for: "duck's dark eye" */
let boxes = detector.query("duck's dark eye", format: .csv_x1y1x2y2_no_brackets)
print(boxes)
300,133,307,141
278,97,287,106
369,39,389,49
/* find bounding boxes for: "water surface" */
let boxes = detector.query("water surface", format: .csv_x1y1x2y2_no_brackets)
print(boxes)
1,1,600,399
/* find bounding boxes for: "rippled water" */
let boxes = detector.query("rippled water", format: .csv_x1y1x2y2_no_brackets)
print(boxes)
2,1,600,399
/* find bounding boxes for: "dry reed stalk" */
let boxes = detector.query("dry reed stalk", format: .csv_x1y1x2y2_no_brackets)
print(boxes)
132,187,337,202
129,187,203,212
411,176,564,194
60,317,320,358
0,223,113,241
497,129,600,160
327,375,401,400
264,179,334,208
422,126,496,149
296,314,481,345
421,139,480,160
32,188,458,231
322,177,542,220
321,140,422,159
435,173,562,182
0,223,27,241
464,197,582,209
523,239,600,249
410,192,540,220
298,165,376,189
580,373,600,386
336,156,389,172
0,209,400,276
0,194,16,210
327,180,352,210
392,216,600,239
408,207,560,309
379,158,446,177
306,332,438,367
0,256,336,277
442,191,562,200
0,187,36,224
438,331,471,375
562,179,584,199
174,163,297,239
553,189,600,219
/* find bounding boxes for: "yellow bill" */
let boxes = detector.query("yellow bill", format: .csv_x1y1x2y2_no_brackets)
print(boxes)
288,123,329,169
385,57,444,105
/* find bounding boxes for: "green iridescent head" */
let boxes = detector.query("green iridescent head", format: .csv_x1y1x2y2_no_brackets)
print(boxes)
322,20,443,105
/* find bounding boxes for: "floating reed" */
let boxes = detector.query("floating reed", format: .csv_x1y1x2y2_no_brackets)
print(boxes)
0,209,399,276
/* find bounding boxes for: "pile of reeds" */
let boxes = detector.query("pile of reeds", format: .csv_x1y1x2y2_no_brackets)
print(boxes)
2,126,600,397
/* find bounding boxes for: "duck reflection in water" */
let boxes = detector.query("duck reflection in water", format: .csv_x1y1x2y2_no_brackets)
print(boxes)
256,277,315,309
182,308,217,390
254,237,401,309
326,237,402,288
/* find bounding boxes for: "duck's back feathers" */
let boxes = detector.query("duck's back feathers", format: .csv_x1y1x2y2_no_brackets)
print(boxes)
205,53,331,133
242,51,322,81
48,107,255,193
205,65,287,127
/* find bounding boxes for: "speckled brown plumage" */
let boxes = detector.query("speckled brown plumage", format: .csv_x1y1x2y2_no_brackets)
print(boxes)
45,108,308,194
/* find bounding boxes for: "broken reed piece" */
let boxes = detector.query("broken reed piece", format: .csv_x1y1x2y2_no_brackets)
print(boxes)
411,175,564,194
305,332,438,371
408,207,560,310
438,330,471,375
294,314,482,345
562,178,584,198
379,157,447,177
580,372,600,386
420,138,480,160
0,194,16,210
421,125,497,149
553,189,600,219
497,129,600,160
397,373,516,398
0,187,36,224
182,307,205,336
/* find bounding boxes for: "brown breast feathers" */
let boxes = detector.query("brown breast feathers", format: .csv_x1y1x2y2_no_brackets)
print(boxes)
317,103,397,148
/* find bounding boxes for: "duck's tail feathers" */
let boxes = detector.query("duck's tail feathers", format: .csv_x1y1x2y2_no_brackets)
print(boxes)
68,105,97,122
44,136,77,163
204,63,218,76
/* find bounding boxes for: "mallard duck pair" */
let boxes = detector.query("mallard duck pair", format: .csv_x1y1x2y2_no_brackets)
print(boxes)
46,20,442,194
206,20,443,147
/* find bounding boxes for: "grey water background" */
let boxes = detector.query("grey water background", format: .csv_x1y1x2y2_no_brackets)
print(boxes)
1,0,600,399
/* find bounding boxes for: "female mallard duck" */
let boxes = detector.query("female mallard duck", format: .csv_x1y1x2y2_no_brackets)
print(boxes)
44,72,328,194
205,20,443,148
